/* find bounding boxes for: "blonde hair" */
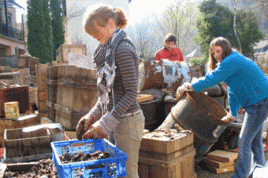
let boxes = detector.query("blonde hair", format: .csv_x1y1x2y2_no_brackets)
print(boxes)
83,4,128,36
207,37,233,72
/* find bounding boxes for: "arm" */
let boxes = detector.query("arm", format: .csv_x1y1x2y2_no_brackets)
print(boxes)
192,57,237,92
177,47,184,62
155,51,161,61
111,42,139,119
228,87,240,117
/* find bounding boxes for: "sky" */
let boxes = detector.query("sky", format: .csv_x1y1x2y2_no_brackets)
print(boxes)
15,0,179,24
128,0,178,25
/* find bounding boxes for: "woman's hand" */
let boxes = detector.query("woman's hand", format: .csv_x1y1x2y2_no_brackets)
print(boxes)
80,111,119,140
221,113,235,123
82,121,107,139
76,114,97,140
176,82,193,100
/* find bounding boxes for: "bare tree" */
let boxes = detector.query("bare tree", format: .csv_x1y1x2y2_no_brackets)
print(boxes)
157,0,198,54
129,23,157,60
228,0,242,53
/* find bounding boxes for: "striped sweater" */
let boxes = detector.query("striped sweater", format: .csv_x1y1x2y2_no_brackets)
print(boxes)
90,40,141,120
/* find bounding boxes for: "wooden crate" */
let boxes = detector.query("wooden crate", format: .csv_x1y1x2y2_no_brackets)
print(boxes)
203,157,235,168
0,114,40,147
18,68,30,86
36,64,49,113
55,65,98,130
139,130,194,155
138,149,196,178
4,127,51,159
46,66,59,122
0,85,29,116
0,71,21,84
207,164,235,174
207,150,238,163
56,44,86,64
54,103,85,131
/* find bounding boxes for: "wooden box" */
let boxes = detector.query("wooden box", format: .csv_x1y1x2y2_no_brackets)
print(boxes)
138,149,196,178
0,85,29,116
0,71,21,84
0,114,40,147
139,130,194,155
54,103,85,131
4,101,19,119
203,157,235,168
207,164,235,174
36,64,49,113
207,150,238,163
4,127,51,159
56,44,86,64
55,65,98,130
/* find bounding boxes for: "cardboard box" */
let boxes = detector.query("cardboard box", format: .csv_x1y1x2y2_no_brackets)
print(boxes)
207,150,238,162
203,157,234,168
207,164,235,174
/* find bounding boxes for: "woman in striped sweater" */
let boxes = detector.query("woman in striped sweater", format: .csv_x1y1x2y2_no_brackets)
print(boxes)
76,4,145,178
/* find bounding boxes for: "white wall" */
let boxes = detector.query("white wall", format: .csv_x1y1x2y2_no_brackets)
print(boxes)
66,0,130,56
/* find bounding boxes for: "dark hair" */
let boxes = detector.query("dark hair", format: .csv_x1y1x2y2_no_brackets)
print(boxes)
164,33,176,45
83,4,128,36
208,37,233,72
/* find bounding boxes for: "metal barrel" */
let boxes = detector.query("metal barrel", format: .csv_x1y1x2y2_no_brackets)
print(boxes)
169,91,229,162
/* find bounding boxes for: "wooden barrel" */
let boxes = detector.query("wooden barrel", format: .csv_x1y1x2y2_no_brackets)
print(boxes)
138,58,191,92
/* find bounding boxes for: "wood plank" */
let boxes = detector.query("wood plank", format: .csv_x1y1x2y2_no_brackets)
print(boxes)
207,150,238,162
207,164,235,174
137,94,154,103
203,157,235,168
139,144,194,161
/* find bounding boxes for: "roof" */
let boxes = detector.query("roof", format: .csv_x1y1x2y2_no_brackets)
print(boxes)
0,0,24,9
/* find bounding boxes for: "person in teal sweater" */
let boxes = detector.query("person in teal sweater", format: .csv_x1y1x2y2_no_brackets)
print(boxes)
178,37,268,178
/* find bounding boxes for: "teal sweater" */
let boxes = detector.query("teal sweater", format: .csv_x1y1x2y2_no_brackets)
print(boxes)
192,51,268,117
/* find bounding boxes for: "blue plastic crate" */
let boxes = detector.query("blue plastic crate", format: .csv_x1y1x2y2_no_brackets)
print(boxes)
51,139,127,178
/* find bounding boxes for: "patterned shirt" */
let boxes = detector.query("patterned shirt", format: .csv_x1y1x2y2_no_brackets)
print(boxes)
90,40,141,120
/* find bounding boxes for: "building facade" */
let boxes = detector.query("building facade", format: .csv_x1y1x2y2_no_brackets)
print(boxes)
0,0,26,56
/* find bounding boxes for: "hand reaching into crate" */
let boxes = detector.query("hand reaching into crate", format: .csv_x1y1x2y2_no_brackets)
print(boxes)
76,114,98,140
80,111,119,140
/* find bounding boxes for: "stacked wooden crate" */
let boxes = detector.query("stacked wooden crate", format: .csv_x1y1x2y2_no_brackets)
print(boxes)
46,65,60,122
138,129,197,178
56,44,86,64
203,150,238,174
54,65,98,130
36,64,49,113
0,114,40,148
4,127,51,162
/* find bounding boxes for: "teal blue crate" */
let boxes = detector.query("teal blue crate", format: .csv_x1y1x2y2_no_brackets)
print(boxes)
51,139,127,178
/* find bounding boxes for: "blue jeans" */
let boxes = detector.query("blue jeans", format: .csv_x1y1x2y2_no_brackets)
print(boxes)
231,98,268,178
